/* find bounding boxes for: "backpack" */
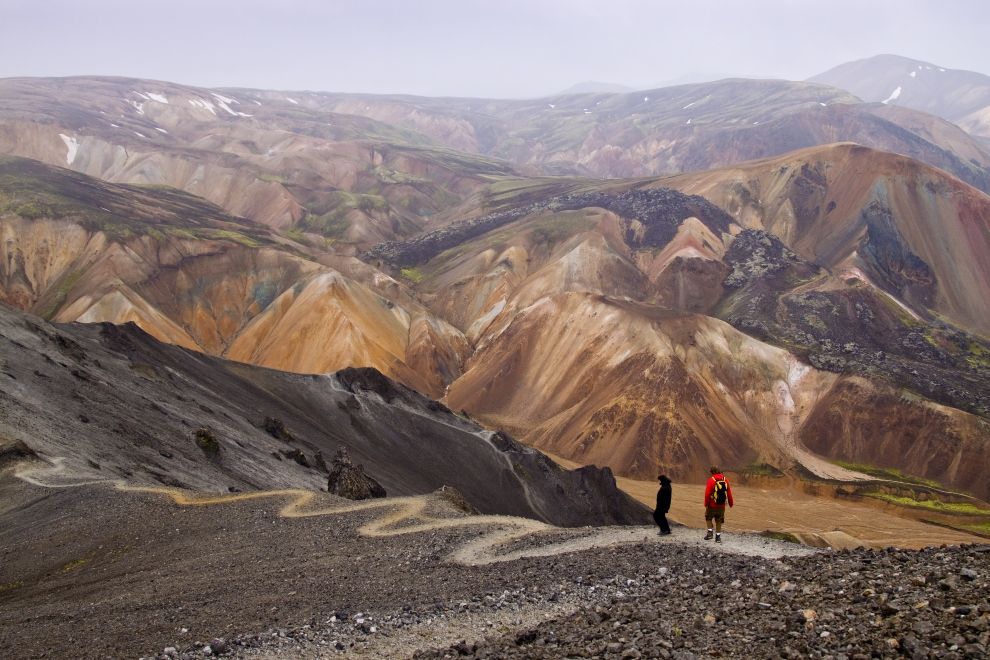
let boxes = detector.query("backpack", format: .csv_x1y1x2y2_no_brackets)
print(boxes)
711,478,728,505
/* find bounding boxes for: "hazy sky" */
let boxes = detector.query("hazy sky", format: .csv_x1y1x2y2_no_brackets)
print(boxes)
3,0,988,97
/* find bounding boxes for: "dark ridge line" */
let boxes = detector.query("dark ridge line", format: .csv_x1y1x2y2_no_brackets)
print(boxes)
362,188,735,268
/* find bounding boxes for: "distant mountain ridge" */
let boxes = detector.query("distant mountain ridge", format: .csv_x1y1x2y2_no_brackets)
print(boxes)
554,81,635,95
810,54,990,138
1,73,989,501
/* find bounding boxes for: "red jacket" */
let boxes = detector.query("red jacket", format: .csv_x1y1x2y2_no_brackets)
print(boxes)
704,473,734,508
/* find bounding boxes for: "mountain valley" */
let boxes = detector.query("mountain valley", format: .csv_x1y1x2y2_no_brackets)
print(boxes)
2,51,990,659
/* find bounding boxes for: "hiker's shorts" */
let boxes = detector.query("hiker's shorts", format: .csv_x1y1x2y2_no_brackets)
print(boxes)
705,506,725,523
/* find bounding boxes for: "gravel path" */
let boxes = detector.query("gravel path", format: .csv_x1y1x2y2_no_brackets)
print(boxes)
5,462,985,660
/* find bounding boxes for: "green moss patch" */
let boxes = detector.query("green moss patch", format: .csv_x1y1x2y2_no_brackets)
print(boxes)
400,267,424,283
833,461,942,488
865,492,989,516
759,530,802,544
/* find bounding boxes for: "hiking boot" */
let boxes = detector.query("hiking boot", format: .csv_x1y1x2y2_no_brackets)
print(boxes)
715,535,722,543
660,530,671,536
704,530,714,540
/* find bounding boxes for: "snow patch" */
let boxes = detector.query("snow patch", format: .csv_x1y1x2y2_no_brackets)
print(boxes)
819,102,827,106
881,86,902,104
685,118,691,125
909,71,917,78
109,123,120,128
787,360,812,390
134,131,147,138
212,92,237,104
188,98,217,115
753,121,759,125
58,133,79,165
643,96,649,102
939,68,946,72
774,380,795,414
213,96,252,117
146,92,169,104
547,103,555,108
132,91,150,100
286,97,299,105
154,127,168,134
254,100,262,106
126,99,145,115
669,245,708,260
468,299,506,338
682,101,696,109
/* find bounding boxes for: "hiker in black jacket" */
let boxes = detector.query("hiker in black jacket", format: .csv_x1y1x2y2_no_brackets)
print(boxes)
654,474,672,535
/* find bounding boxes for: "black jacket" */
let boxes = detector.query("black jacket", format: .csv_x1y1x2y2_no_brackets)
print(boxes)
655,476,672,513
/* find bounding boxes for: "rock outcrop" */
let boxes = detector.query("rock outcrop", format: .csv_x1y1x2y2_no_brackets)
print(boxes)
326,448,387,500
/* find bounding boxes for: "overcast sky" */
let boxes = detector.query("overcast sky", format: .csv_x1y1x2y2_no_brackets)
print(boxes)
2,0,987,98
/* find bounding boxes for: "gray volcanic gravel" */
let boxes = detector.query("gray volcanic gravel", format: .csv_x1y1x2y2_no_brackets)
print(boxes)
416,546,990,659
2,474,988,659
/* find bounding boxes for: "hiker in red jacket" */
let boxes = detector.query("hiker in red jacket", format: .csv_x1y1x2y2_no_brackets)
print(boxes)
703,465,734,543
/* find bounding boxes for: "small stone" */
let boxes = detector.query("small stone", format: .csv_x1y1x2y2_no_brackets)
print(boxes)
606,642,623,653
778,581,796,593
209,638,227,655
960,568,978,581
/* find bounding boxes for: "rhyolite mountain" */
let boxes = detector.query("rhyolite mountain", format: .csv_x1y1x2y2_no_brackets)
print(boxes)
0,76,520,249
310,78,990,193
3,144,987,499
0,303,648,526
368,144,990,496
811,54,990,139
1,73,989,502
0,155,470,398
2,73,990,251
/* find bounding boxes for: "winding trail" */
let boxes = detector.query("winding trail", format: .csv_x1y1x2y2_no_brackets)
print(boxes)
14,458,814,565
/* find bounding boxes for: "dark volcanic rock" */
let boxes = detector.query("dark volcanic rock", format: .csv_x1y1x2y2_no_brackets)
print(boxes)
860,201,937,308
0,439,37,466
0,303,647,526
262,417,294,442
363,188,734,267
722,229,819,289
327,447,387,500
416,545,990,660
717,229,990,418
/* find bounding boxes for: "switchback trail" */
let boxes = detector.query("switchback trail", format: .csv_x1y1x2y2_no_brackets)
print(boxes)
15,458,815,565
